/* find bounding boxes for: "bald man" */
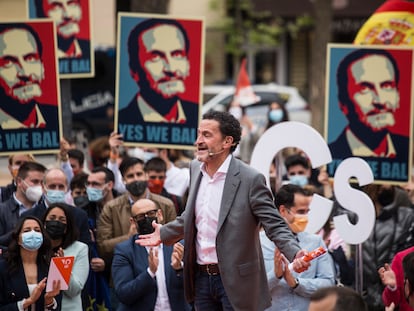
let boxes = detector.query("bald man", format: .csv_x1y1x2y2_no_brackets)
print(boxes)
112,198,190,311
21,167,91,246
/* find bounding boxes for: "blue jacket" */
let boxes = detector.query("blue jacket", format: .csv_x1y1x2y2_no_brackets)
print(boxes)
0,257,61,310
112,235,190,311
0,197,21,248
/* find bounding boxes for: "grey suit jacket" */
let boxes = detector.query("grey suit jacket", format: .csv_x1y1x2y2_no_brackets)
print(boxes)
160,156,301,311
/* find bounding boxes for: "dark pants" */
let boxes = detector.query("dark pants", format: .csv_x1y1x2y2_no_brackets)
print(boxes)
110,287,119,310
194,271,234,311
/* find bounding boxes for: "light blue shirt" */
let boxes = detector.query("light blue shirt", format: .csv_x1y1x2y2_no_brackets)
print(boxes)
260,230,335,311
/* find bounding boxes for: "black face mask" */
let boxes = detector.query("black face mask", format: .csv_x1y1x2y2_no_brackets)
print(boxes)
136,216,157,235
73,196,89,208
126,181,147,197
45,220,67,240
378,187,395,207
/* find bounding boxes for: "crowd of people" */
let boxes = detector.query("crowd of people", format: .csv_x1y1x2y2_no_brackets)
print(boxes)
0,108,413,311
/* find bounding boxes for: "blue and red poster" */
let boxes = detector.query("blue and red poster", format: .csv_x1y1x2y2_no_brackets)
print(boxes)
27,0,94,78
0,20,62,154
325,44,413,184
115,13,204,149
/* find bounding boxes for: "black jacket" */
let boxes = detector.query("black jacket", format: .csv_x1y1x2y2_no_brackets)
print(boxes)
361,188,414,309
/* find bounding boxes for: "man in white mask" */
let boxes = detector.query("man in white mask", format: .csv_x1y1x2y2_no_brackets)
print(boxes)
260,184,335,311
0,161,46,248
21,167,91,246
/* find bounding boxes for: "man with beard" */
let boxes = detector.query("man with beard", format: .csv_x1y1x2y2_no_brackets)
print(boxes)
136,111,309,310
96,157,176,262
0,23,58,130
328,49,409,162
96,156,176,309
34,0,90,59
112,198,190,311
119,18,199,127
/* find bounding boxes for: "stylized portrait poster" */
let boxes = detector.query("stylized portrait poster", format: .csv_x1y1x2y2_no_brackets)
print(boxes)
27,0,94,78
325,44,414,184
115,13,204,149
0,20,62,155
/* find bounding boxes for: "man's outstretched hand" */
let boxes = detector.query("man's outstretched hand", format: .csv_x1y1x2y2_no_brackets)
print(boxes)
135,221,162,247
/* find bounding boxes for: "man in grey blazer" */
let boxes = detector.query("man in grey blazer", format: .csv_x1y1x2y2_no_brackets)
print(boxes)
137,110,309,310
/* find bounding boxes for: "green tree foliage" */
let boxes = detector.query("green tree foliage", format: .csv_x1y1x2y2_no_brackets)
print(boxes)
210,0,313,56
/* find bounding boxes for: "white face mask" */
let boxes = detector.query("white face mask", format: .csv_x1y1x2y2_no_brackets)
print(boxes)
23,181,43,203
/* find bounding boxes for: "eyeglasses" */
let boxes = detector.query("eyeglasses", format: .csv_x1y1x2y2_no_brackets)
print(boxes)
132,209,158,222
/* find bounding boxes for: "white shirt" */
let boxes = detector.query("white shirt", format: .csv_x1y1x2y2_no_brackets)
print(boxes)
17,284,36,311
146,244,172,311
165,163,190,197
107,160,127,194
195,155,232,264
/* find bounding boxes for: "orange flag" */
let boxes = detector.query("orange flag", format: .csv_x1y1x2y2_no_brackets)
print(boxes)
234,58,260,106
46,256,74,292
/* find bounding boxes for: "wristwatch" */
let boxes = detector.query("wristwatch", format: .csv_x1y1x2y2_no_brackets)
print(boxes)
291,278,299,289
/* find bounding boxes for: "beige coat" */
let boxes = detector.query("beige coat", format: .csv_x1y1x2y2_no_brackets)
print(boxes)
97,192,176,261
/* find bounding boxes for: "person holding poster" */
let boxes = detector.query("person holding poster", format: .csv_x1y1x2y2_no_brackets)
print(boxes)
0,23,59,131
119,18,198,128
0,215,61,310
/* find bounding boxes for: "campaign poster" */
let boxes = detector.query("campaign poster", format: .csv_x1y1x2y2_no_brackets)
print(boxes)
325,44,414,184
115,13,204,149
27,0,94,78
0,20,62,155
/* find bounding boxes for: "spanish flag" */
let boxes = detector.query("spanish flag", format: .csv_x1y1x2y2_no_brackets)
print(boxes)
354,0,414,45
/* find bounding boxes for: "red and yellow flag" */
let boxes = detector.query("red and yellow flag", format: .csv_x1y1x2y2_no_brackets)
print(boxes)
354,0,414,45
